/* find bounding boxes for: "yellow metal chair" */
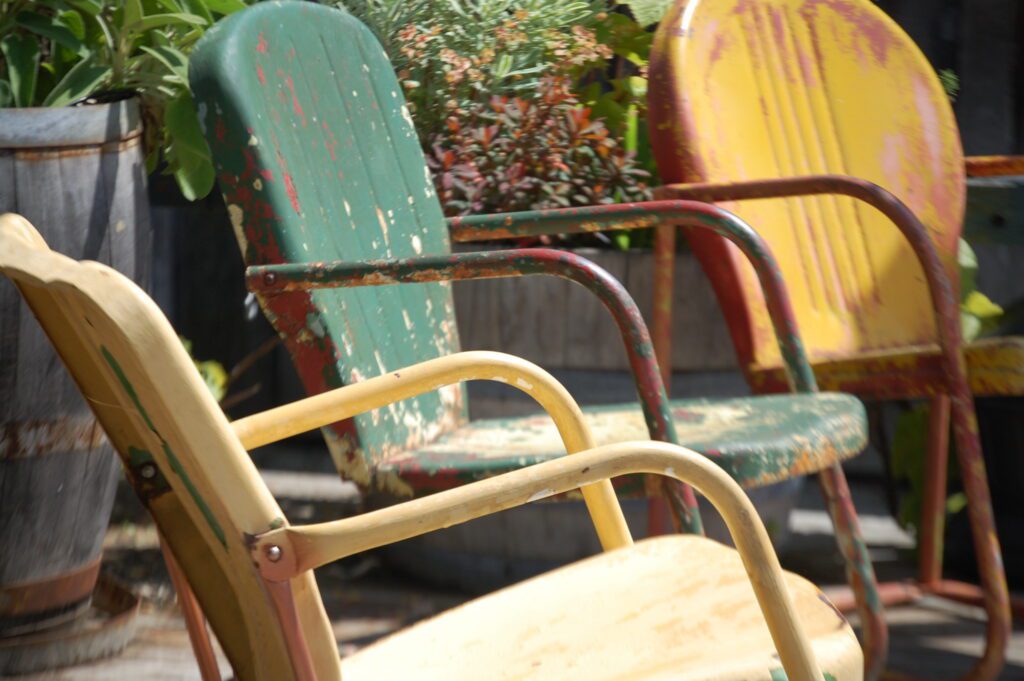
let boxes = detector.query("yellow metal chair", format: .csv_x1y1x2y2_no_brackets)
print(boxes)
0,211,862,680
645,1,1020,679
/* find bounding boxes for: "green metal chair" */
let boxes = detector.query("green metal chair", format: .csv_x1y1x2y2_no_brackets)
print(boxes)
189,0,871,591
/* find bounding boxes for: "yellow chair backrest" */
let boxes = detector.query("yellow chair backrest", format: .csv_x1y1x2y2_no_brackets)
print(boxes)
649,0,964,371
0,214,340,681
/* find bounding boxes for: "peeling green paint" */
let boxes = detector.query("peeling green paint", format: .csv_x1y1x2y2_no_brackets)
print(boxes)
102,347,227,548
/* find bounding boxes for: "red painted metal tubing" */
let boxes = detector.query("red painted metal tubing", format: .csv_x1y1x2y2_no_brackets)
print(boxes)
924,581,1024,619
965,155,1024,178
657,175,1012,681
248,248,703,534
826,581,924,613
450,200,818,394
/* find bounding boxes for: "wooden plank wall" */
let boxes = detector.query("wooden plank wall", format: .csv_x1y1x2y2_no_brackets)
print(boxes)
452,249,737,372
877,0,1022,156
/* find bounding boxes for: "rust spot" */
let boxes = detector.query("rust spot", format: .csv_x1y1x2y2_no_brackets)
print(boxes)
256,63,266,85
13,135,142,160
256,32,268,53
0,556,102,618
0,418,107,459
283,75,306,125
282,172,301,214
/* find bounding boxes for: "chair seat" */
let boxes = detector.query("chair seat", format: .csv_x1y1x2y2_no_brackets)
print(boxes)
749,336,1024,398
341,535,862,681
377,393,866,492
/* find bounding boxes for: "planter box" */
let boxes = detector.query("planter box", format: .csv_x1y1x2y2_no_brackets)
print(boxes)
0,99,148,670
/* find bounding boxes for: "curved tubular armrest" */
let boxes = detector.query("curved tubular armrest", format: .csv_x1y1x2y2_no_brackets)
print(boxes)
253,441,824,681
232,350,631,550
965,155,1024,177
449,200,816,393
249,250,674,445
653,176,963,385
448,208,660,239
248,248,704,533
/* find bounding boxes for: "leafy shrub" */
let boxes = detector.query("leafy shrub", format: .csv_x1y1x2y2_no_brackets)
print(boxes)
340,0,604,136
0,0,248,199
428,74,649,215
339,0,651,216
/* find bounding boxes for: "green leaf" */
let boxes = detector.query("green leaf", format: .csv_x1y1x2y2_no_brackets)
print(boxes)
42,56,110,106
140,44,189,80
0,80,13,108
63,0,103,17
179,0,215,23
946,492,967,515
622,76,648,99
963,290,1003,322
0,34,41,107
621,0,674,26
165,91,215,200
961,312,981,345
195,360,228,401
123,0,144,31
961,290,1003,341
16,12,87,56
200,0,247,15
957,237,978,301
130,13,208,32
59,10,86,40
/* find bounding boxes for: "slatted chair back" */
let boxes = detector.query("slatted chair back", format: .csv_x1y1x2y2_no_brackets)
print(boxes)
0,214,340,681
190,1,464,488
648,0,964,372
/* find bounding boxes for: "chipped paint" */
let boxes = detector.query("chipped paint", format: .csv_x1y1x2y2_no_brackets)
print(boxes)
527,488,555,503
282,172,301,214
0,417,107,460
515,377,533,391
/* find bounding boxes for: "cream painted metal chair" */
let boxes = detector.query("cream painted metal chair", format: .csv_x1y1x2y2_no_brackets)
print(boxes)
0,212,861,680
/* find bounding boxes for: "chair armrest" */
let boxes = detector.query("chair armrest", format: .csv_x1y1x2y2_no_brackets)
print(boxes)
248,248,704,533
965,155,1024,178
652,176,962,389
248,250,671,443
252,440,824,681
445,201,817,393
232,350,630,550
446,207,661,242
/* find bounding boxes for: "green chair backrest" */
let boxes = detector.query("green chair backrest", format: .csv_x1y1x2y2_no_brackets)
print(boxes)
190,1,466,488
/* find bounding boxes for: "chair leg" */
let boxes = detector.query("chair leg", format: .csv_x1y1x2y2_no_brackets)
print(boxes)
159,536,222,681
817,462,888,681
944,393,1011,681
918,396,951,586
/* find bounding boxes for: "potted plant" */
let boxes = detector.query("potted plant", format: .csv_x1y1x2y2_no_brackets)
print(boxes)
0,0,242,671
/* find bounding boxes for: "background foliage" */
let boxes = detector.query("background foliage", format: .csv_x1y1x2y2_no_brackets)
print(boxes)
0,0,249,200
339,0,657,223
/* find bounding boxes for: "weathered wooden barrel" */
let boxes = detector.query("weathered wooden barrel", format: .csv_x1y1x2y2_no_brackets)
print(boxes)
0,99,150,638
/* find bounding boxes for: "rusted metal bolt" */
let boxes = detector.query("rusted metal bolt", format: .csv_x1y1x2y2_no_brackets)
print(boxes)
265,544,283,562
139,463,157,480
263,272,277,287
